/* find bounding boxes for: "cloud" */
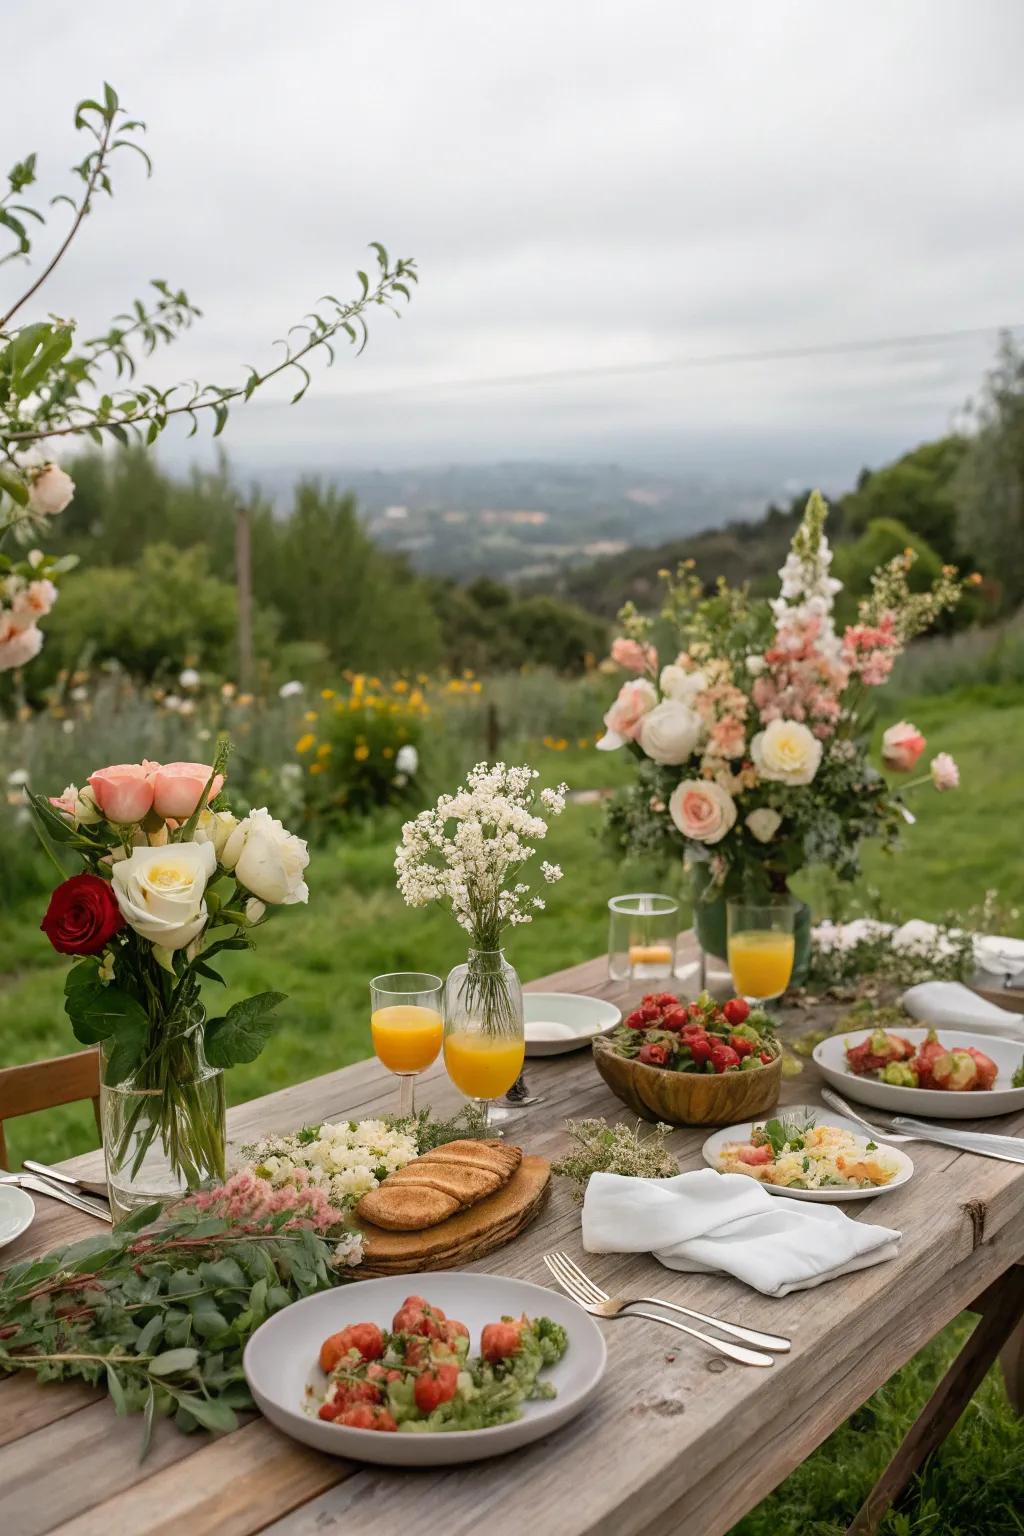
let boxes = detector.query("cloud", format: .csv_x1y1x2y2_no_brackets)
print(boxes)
4,0,1023,486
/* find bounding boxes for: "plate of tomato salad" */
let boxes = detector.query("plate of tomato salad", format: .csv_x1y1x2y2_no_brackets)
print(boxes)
243,1272,607,1465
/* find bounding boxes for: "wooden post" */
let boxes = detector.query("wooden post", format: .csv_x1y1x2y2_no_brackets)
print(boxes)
486,702,500,758
235,501,253,692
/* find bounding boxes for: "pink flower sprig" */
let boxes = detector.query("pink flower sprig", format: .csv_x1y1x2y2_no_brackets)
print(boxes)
184,1170,349,1233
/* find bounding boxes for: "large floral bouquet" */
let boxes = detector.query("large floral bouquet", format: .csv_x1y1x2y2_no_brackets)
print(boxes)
28,740,309,1213
599,493,966,932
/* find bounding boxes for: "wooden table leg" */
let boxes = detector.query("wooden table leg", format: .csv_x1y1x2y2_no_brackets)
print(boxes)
1000,1314,1024,1414
847,1264,1024,1536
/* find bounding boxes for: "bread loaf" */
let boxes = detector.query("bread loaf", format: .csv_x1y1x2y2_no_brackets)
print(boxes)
355,1139,522,1231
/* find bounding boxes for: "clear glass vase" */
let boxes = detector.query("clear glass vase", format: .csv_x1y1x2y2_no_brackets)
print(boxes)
442,948,525,1133
99,1001,226,1223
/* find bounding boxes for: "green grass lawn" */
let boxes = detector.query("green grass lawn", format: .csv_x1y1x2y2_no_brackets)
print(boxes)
1,686,1022,1534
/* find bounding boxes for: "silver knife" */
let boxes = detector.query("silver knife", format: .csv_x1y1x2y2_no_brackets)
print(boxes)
1,1170,113,1223
22,1158,110,1202
890,1116,1024,1162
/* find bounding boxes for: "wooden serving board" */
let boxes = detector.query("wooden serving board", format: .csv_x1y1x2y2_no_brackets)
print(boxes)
356,1154,551,1275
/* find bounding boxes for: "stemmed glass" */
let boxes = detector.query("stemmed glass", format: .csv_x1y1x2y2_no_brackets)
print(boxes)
370,972,443,1118
726,898,796,1006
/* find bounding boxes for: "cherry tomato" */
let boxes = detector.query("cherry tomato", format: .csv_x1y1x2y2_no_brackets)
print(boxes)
639,1004,661,1023
686,1031,713,1064
638,1041,670,1066
392,1299,448,1338
414,1361,460,1414
723,997,750,1026
661,1006,688,1032
625,1009,649,1030
729,1034,755,1057
338,1403,398,1431
759,1050,774,1065
319,1322,384,1373
481,1319,526,1363
655,992,678,1008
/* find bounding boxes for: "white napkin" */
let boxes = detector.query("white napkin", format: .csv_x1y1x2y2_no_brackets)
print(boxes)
581,1169,901,1298
901,981,1024,1041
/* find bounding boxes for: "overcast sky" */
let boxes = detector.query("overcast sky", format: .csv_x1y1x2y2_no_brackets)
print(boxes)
5,0,1023,493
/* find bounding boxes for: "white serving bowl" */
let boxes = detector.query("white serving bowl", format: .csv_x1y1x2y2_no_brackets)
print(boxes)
0,1184,35,1249
523,992,621,1056
814,1027,1024,1119
243,1271,607,1467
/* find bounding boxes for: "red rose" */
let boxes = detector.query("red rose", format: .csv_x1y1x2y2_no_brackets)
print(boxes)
41,874,124,956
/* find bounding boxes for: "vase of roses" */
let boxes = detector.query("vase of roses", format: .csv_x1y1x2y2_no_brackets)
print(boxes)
31,743,309,1221
598,492,969,986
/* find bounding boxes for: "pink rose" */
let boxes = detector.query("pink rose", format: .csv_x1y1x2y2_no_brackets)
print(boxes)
930,753,960,791
88,761,160,823
151,761,225,820
596,679,657,750
882,720,925,773
669,778,738,844
49,785,79,819
610,637,657,674
0,622,43,671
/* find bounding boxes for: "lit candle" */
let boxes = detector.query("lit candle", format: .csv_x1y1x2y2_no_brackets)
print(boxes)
629,943,674,967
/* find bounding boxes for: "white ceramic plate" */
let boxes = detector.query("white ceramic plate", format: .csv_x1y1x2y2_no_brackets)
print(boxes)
0,1184,35,1248
523,992,621,1056
701,1104,914,1201
243,1271,607,1466
814,1028,1024,1120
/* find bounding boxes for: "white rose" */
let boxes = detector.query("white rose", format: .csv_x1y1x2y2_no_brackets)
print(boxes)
745,655,766,677
638,699,702,765
111,841,216,952
669,779,738,844
750,718,822,786
746,807,782,843
395,743,419,775
221,807,310,904
659,665,707,701
27,464,75,517
179,667,201,690
193,808,239,860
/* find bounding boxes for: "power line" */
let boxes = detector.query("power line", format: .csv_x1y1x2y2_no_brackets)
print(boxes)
339,319,1023,399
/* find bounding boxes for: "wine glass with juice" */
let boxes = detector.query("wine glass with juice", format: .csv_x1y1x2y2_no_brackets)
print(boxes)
370,972,444,1117
442,947,525,1133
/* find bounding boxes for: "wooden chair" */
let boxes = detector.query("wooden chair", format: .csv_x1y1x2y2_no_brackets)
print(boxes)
0,1047,100,1167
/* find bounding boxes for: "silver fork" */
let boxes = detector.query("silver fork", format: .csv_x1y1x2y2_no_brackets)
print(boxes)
543,1252,778,1367
821,1087,1024,1163
0,1169,112,1223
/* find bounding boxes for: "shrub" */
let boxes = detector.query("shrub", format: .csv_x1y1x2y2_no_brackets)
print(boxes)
295,674,433,831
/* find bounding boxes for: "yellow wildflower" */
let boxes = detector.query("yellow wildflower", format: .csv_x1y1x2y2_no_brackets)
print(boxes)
316,743,332,759
382,746,394,759
393,679,409,694
309,761,324,775
304,710,319,723
321,688,336,700
295,733,316,754
354,743,370,762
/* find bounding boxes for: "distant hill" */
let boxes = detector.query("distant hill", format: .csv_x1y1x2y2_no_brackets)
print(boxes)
536,498,809,618
337,460,780,582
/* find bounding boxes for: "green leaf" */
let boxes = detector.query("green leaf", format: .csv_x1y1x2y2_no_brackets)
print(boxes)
174,1393,237,1434
0,467,28,506
149,1348,199,1377
106,1364,128,1416
65,978,148,1050
140,1384,156,1461
135,1313,165,1355
204,992,285,1069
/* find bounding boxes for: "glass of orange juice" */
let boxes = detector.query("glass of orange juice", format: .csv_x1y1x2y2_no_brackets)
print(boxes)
443,948,525,1134
726,899,796,1005
370,972,443,1117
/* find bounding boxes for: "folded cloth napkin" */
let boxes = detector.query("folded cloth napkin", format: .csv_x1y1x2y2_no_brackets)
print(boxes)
901,980,1024,1040
581,1169,901,1298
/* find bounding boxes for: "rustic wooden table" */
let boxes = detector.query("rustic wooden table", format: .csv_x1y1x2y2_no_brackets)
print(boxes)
3,937,1023,1536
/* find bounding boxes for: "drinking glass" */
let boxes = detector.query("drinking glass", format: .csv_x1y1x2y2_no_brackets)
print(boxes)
608,893,679,982
726,898,796,1004
443,948,525,1134
370,971,444,1117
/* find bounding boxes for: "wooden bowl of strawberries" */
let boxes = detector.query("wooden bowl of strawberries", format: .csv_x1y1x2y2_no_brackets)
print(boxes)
592,991,783,1127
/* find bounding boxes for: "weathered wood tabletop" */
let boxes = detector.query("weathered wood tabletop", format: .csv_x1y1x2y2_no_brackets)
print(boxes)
3,936,1023,1536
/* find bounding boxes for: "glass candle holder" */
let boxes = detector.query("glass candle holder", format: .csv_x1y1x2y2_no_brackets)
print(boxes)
608,893,679,982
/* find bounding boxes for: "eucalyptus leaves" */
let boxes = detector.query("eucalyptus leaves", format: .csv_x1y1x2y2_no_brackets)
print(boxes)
0,81,418,667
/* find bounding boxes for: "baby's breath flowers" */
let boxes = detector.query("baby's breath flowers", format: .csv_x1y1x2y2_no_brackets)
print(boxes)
395,761,567,946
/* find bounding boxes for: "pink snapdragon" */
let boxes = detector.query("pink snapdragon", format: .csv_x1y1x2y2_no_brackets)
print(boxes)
186,1169,349,1232
842,614,900,686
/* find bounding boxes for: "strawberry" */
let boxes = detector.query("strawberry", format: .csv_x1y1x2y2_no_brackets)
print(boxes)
708,1041,741,1073
639,1004,661,1023
759,1050,774,1065
723,998,750,1025
661,1006,688,1032
638,1041,671,1067
729,1033,755,1057
625,1009,649,1030
685,1031,713,1064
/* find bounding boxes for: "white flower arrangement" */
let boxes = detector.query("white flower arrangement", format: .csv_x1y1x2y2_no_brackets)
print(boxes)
395,761,567,943
241,1118,419,1210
